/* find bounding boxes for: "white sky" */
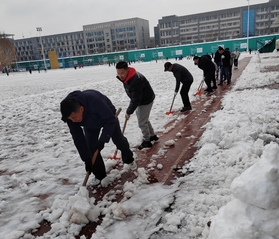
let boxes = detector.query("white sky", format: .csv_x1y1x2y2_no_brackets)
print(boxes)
1,50,279,238
1,0,267,39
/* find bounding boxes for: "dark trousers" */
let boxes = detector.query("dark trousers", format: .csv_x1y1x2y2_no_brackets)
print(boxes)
180,80,193,108
204,70,215,92
85,119,133,180
234,59,239,67
220,66,231,84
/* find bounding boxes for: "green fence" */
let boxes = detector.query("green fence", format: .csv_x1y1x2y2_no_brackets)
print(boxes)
15,34,279,70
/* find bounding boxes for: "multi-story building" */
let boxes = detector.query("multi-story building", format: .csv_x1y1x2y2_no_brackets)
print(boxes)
13,17,150,61
13,31,85,62
83,17,150,54
156,0,279,46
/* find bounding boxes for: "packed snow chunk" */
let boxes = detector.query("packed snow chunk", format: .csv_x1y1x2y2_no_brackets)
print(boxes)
123,181,137,198
48,222,67,236
207,199,279,239
231,142,279,209
176,132,182,138
51,187,100,225
111,203,126,220
136,167,149,184
70,212,89,225
157,164,163,169
101,176,112,187
70,196,91,215
163,212,185,232
164,139,175,146
163,212,186,233
87,207,101,222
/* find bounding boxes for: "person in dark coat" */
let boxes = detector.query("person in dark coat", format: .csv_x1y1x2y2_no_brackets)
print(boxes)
193,55,217,95
115,61,158,150
203,54,218,90
218,46,231,85
164,62,193,112
60,90,135,184
4,66,9,76
214,49,222,80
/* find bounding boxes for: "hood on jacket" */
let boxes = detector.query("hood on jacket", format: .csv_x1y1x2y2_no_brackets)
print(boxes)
124,67,136,83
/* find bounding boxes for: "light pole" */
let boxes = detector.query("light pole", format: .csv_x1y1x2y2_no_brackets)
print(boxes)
36,27,47,70
247,0,250,52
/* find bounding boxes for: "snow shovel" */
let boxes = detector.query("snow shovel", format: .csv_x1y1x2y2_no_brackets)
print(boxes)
82,149,99,187
109,118,128,160
194,79,204,96
166,93,177,115
82,108,122,187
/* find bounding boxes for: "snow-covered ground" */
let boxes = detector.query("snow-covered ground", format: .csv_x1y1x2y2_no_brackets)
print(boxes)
1,51,279,239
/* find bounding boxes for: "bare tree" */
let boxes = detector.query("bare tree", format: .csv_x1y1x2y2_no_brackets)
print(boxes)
0,34,15,68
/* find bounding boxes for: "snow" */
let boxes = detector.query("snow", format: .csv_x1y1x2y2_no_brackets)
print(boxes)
0,50,279,239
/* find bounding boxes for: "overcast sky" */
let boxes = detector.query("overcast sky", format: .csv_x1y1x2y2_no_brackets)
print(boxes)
1,0,267,39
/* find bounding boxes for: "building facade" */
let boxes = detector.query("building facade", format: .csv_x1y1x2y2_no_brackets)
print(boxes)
156,0,279,47
13,18,150,62
13,31,85,62
83,18,150,54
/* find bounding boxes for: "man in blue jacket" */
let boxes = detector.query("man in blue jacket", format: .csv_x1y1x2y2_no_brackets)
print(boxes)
60,90,136,184
116,61,158,150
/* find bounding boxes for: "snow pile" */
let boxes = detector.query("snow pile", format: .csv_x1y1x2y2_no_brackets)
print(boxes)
40,187,100,237
164,139,175,146
207,142,279,239
92,183,178,239
2,53,279,238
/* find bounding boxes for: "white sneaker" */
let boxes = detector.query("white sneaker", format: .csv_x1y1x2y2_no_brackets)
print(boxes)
90,178,101,186
129,161,137,170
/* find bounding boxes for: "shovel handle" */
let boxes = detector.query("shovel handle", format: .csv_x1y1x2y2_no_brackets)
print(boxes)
122,118,128,134
82,108,122,187
115,108,122,117
166,94,176,114
82,149,99,186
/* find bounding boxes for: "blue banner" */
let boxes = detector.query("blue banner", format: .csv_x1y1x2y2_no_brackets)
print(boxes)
242,9,255,37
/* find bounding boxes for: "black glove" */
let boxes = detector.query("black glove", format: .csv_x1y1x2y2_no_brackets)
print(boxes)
95,141,104,152
85,158,92,173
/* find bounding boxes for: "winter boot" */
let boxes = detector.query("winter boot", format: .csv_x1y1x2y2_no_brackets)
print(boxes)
138,140,152,150
150,135,159,142
180,106,192,112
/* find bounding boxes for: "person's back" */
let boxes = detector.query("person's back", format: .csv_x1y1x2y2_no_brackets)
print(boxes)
164,62,193,112
193,55,217,93
62,90,117,140
171,63,193,84
203,54,212,61
198,55,216,73
222,50,231,67
214,50,221,64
